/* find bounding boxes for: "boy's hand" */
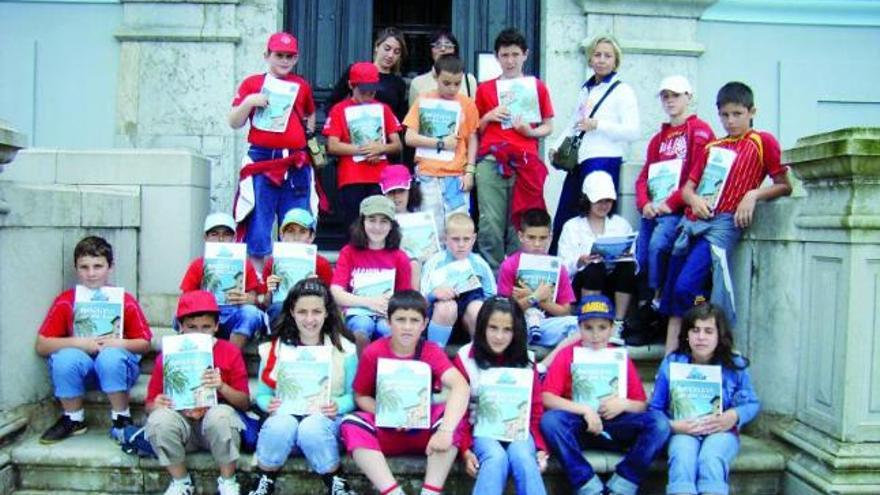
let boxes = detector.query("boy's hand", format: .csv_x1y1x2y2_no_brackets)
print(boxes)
463,449,479,477
426,429,453,455
433,287,456,301
642,203,658,219
153,394,174,410
690,196,714,220
225,289,249,305
657,201,673,215
202,368,223,390
244,93,269,109
536,450,549,473
512,117,532,137
267,397,282,415
533,281,554,303
368,295,390,316
598,396,626,420
266,274,281,292
182,407,208,420
582,407,604,436
461,173,474,192
485,106,510,123
321,401,339,419
442,134,458,150
511,283,531,301
359,142,386,160
735,190,758,228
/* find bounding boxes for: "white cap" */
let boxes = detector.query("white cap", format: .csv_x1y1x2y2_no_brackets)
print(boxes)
657,75,692,95
582,171,617,202
203,212,236,233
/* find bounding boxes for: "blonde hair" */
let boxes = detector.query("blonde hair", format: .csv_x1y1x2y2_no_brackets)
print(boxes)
445,212,475,233
585,35,623,71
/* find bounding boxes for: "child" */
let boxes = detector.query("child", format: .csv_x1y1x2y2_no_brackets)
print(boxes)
179,212,267,348
660,82,792,353
145,290,250,495
557,171,636,343
380,164,423,289
329,196,412,354
404,54,479,238
35,236,152,443
420,212,496,346
340,290,470,495
262,208,334,322
228,32,318,268
541,295,671,495
474,27,554,270
453,296,548,495
634,76,714,308
324,61,403,232
248,279,358,495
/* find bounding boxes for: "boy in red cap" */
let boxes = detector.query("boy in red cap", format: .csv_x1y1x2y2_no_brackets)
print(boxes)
229,31,318,272
323,61,403,232
145,291,251,495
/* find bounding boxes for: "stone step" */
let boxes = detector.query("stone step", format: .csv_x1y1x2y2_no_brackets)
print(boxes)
10,430,785,494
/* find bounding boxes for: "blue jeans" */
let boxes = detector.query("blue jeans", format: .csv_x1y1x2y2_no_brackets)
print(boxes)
472,435,547,495
551,156,623,254
637,214,681,291
345,314,391,340
541,409,671,495
218,304,267,341
530,315,579,348
246,155,314,257
419,175,470,242
48,347,140,399
255,413,342,473
667,432,739,495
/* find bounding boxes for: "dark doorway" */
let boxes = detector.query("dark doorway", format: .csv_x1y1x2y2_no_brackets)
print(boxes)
374,1,453,80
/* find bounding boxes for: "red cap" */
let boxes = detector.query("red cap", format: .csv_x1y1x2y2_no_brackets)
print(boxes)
176,290,220,320
267,32,298,54
379,164,412,194
349,62,381,91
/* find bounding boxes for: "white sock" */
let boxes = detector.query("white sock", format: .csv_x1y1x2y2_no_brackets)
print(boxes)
111,408,131,420
172,475,193,486
64,409,85,422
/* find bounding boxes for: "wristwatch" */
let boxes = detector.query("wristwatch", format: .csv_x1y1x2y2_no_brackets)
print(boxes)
528,294,540,308
436,138,445,153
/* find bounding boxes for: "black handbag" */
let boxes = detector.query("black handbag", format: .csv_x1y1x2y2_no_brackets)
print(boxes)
552,80,622,172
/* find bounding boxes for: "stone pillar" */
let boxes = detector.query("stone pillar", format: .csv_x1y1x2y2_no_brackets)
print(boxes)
772,128,880,494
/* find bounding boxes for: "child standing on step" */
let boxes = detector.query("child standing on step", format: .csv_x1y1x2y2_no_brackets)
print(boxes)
36,236,152,444
649,303,759,495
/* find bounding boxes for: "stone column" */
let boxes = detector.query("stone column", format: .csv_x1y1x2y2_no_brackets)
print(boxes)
772,128,880,494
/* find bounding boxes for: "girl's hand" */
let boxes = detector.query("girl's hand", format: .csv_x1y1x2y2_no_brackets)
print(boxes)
463,449,479,478
583,407,604,436
512,117,532,137
320,401,339,419
536,450,549,473
578,253,602,267
486,106,510,123
245,93,269,109
671,419,702,435
267,397,282,415
598,397,626,420
201,368,223,390
577,118,599,132
153,394,174,410
642,203,658,219
266,274,281,292
698,410,738,435
425,430,453,455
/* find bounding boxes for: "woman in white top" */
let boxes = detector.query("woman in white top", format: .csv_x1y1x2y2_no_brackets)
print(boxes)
408,29,479,105
550,35,639,253
557,171,636,343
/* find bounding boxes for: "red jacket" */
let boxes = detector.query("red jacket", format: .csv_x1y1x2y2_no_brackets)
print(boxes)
481,143,548,229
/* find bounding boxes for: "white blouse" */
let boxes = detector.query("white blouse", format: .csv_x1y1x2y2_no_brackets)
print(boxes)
557,214,634,276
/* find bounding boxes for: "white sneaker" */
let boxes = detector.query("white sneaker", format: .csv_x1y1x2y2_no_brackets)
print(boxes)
329,475,357,495
610,319,625,345
217,476,241,495
163,478,194,495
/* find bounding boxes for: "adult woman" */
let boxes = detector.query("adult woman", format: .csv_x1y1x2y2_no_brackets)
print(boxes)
408,29,479,105
550,35,640,253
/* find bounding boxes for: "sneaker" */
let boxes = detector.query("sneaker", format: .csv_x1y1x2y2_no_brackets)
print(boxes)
164,478,195,495
247,473,275,495
524,307,543,343
610,319,625,345
329,475,357,495
39,415,88,444
109,414,133,443
217,476,241,495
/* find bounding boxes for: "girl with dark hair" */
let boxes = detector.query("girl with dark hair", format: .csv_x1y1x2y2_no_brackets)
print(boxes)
248,278,359,495
649,303,760,495
408,29,479,104
452,296,549,494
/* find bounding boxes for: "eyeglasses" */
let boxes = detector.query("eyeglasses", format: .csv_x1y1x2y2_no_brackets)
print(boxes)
431,42,455,50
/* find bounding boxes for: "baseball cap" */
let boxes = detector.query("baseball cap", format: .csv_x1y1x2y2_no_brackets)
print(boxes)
267,32,299,54
379,164,412,194
582,171,617,202
360,195,396,220
658,75,692,95
280,208,316,232
577,295,615,322
349,62,381,92
203,212,236,234
176,290,220,321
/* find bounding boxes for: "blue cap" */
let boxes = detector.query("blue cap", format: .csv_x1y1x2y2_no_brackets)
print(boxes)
576,294,615,322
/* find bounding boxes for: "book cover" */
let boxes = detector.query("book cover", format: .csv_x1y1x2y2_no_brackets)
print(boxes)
271,242,318,304
73,285,124,338
398,211,440,262
590,233,638,263
516,253,561,301
571,347,628,410
426,258,482,295
669,362,723,421
161,333,217,410
647,158,684,203
496,76,541,130
202,242,247,305
473,367,533,442
346,269,396,317
414,98,461,161
696,147,737,210
344,103,386,163
275,344,333,416
252,76,301,133
375,358,432,429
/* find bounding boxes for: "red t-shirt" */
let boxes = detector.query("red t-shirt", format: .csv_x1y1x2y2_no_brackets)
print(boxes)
232,73,316,150
543,341,646,402
352,337,453,397
330,244,412,292
179,256,266,295
322,98,402,188
38,289,153,341
475,77,554,156
146,337,249,405
263,253,333,288
496,251,576,306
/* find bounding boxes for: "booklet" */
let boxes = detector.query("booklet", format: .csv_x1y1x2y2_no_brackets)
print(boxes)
344,103,386,163
275,344,333,416
271,242,318,304
202,242,247,305
426,258,482,295
375,358,432,429
516,253,561,301
473,367,533,442
696,147,737,210
648,158,684,204
397,211,440,262
496,76,541,130
162,333,217,410
669,362,723,421
346,269,396,317
590,233,638,263
73,285,124,338
414,98,461,161
252,75,301,133
571,347,628,410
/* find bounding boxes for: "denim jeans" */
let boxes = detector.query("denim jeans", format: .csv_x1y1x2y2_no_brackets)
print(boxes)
48,347,140,399
541,409,671,495
530,315,579,348
472,435,547,495
247,163,314,257
667,432,739,495
218,303,267,340
255,413,342,474
345,314,391,340
418,175,469,242
637,214,681,291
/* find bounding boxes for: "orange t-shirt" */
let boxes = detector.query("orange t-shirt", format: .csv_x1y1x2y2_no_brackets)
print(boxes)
403,92,479,177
